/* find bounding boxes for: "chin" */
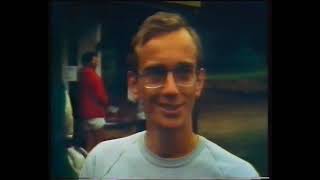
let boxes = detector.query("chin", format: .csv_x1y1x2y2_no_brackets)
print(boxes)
149,114,187,129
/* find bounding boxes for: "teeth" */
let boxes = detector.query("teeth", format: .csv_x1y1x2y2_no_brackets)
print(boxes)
165,106,176,110
160,105,180,110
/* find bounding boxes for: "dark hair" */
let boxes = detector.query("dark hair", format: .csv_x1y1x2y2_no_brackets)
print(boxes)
81,52,97,66
128,11,202,72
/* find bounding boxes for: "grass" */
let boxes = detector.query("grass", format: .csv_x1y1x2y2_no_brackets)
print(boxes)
198,93,268,176
207,132,268,177
206,70,268,81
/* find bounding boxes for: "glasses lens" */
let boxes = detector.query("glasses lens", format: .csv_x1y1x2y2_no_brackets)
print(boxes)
140,65,197,88
174,66,195,86
141,67,166,88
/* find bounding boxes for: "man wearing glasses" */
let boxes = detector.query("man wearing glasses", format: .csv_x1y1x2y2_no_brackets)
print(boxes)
80,12,259,179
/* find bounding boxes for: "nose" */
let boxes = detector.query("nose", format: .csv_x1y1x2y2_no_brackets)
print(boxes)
161,72,179,96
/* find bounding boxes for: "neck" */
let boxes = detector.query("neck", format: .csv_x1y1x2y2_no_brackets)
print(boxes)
84,64,96,69
145,122,199,158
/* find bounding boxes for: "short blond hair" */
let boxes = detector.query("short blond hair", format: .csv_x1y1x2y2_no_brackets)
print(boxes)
128,12,202,72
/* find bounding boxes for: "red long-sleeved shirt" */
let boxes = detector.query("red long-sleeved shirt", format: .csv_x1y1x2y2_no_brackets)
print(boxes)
78,67,108,120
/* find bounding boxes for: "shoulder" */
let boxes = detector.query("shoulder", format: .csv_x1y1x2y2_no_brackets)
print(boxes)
93,131,143,155
80,132,144,177
79,68,99,82
80,68,96,76
81,132,144,167
200,136,259,177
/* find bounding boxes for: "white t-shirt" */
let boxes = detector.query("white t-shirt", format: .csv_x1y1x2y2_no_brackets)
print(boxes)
79,131,259,179
65,90,73,138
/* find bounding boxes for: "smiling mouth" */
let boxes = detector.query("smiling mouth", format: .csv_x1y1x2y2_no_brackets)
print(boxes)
158,103,183,116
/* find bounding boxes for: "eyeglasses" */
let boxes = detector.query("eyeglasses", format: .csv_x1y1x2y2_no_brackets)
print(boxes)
138,65,200,89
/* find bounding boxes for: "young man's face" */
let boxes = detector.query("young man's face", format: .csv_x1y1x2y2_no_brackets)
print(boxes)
91,56,99,68
130,28,205,129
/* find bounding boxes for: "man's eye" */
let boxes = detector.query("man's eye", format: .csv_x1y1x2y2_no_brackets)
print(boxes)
144,68,166,77
175,67,193,75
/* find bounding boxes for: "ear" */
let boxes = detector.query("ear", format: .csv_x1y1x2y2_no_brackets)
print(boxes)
128,71,139,102
195,68,206,98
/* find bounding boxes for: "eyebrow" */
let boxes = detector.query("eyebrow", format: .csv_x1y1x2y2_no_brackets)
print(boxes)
142,64,166,72
142,61,195,71
175,62,195,69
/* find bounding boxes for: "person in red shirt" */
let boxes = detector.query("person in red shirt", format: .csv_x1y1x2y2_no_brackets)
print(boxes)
78,51,109,151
